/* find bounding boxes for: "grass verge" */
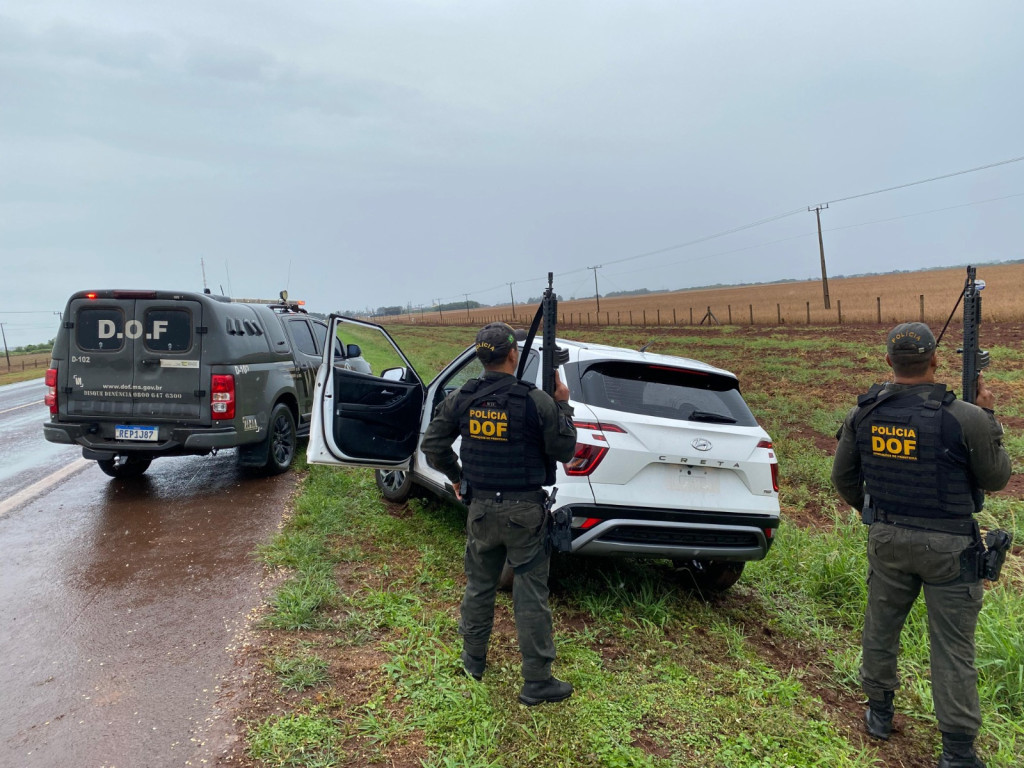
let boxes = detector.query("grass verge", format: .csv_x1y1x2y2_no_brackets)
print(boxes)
235,324,1023,768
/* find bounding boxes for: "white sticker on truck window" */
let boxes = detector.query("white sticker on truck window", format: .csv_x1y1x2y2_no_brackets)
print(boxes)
159,360,200,368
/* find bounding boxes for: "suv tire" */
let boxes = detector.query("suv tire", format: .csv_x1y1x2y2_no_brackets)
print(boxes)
261,403,297,475
97,455,152,479
375,468,416,502
672,559,745,593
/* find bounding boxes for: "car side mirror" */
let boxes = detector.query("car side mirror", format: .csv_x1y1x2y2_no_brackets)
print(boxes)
381,367,406,382
346,344,362,359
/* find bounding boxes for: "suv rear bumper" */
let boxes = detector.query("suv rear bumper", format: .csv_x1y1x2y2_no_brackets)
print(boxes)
44,422,244,456
562,503,778,562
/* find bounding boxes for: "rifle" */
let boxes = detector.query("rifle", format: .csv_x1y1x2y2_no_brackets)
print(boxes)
936,265,989,404
517,272,567,395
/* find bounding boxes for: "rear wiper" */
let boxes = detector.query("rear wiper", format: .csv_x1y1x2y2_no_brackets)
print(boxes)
688,410,737,424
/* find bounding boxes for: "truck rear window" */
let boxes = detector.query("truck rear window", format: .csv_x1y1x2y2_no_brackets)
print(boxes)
144,309,192,352
76,308,126,351
576,361,758,426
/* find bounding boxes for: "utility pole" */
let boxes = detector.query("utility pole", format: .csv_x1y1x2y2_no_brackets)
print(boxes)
588,265,602,313
507,282,516,320
0,322,10,369
464,294,471,322
809,204,831,310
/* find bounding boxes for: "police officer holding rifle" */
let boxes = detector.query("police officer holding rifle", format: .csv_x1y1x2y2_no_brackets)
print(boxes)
421,321,577,705
831,319,1011,768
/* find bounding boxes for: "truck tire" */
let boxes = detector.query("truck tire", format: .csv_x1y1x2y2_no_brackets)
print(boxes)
96,455,152,479
672,559,745,593
374,469,414,502
261,403,297,475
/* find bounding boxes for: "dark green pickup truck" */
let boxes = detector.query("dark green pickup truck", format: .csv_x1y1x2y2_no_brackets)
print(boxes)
43,289,368,478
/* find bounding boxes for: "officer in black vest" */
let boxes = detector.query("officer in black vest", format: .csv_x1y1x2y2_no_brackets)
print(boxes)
421,322,578,705
832,322,1011,768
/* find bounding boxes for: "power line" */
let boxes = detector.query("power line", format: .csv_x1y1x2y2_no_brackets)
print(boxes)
817,155,1024,207
601,190,1024,284
425,154,1024,308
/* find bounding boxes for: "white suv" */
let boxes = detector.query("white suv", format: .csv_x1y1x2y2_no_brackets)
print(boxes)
307,318,780,592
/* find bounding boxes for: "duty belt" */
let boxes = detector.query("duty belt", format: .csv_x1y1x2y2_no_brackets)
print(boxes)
865,508,978,537
473,489,547,503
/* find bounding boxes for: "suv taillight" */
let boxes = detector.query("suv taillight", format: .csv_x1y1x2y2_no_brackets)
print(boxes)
564,443,608,476
211,374,235,420
757,439,779,492
45,368,58,415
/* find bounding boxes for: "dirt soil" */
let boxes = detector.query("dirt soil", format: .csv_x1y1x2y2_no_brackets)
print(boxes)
213,323,1023,768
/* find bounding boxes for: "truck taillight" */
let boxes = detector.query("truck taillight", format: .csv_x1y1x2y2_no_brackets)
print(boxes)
564,443,608,476
757,439,779,492
45,368,58,415
211,374,235,420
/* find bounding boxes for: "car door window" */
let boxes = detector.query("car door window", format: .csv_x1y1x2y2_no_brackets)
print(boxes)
310,319,329,355
336,322,407,376
289,319,318,356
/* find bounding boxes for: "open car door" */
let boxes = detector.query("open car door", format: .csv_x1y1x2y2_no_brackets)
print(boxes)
307,316,425,469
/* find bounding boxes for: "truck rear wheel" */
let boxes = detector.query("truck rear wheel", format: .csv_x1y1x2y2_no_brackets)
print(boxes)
97,455,152,478
262,403,297,475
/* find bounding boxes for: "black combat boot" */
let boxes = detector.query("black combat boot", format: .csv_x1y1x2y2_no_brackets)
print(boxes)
864,690,894,740
461,651,486,682
936,732,986,768
518,677,574,706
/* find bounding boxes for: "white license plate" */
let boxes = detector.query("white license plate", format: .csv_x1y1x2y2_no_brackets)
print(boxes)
115,425,158,441
675,467,720,493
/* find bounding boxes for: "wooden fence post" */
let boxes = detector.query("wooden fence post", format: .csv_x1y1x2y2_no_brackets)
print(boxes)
629,311,633,325
689,308,693,324
806,301,810,324
838,300,842,324
673,308,677,324
777,304,781,324
657,309,661,326
749,304,753,324
920,294,925,322
876,297,881,324
728,305,732,324
643,310,647,326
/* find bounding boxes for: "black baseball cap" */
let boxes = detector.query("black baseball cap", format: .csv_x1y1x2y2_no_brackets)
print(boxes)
475,322,518,364
887,322,936,359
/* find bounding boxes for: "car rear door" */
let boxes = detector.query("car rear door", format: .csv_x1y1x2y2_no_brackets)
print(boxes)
307,317,425,469
132,298,204,420
570,360,778,511
64,294,137,419
63,292,205,424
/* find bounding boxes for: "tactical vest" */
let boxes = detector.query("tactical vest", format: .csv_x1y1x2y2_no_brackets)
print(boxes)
456,377,553,491
854,383,980,519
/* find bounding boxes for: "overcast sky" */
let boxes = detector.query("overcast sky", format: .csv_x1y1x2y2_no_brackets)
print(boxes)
2,1,1023,347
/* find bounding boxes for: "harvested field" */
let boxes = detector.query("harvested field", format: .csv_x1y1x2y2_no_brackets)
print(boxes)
379,263,1024,328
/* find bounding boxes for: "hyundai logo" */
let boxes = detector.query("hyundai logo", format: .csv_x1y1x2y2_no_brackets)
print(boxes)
691,438,713,452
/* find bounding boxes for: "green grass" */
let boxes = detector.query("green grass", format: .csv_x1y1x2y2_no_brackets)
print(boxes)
242,324,1024,768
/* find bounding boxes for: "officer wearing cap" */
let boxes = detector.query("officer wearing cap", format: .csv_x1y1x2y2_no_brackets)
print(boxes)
831,322,1011,768
420,322,578,705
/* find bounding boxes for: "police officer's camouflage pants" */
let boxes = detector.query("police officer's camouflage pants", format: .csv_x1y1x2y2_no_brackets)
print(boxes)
861,523,985,735
459,496,555,682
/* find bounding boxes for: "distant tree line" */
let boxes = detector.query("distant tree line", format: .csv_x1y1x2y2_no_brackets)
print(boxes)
11,339,55,354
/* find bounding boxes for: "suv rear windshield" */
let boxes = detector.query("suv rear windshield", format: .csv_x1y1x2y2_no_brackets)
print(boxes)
574,361,758,426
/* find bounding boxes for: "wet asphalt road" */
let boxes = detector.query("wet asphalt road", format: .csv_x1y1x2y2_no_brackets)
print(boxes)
0,381,296,767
